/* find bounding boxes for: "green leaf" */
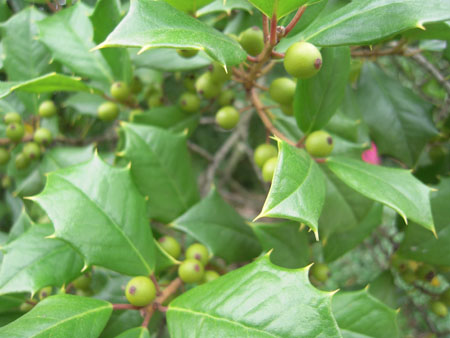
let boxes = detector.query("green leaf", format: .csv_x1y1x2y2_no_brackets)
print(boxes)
0,224,84,295
39,145,94,174
90,0,132,83
120,123,200,223
248,0,310,19
164,0,213,13
7,209,33,242
172,188,261,263
32,155,156,276
332,289,399,338
132,106,199,136
0,73,101,100
326,156,435,233
294,47,350,133
355,63,437,167
369,271,400,309
403,21,450,40
256,140,326,234
96,0,246,66
64,92,105,116
320,168,383,262
115,327,150,338
0,294,112,337
398,177,450,266
167,255,341,337
0,294,27,313
38,2,114,85
251,221,310,268
197,0,253,17
285,0,450,47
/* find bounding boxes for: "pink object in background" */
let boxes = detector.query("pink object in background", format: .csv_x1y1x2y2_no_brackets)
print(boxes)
362,142,381,165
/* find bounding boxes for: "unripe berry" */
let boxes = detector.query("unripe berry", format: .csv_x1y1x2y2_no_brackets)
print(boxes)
239,27,264,56
130,76,143,94
158,236,181,259
176,49,199,59
97,102,119,122
186,243,210,266
110,82,131,102
20,302,33,312
4,112,22,124
147,92,164,108
305,130,333,157
0,148,10,165
269,77,296,105
218,89,235,107
254,144,277,168
310,263,330,282
210,62,231,83
38,100,57,118
34,128,53,145
195,72,221,99
179,92,200,113
262,157,278,182
281,103,294,116
183,75,196,92
125,276,156,307
23,142,41,160
6,123,25,142
38,286,52,300
430,301,448,317
202,270,220,283
215,106,239,130
15,153,30,170
1,176,11,189
178,259,204,283
284,42,322,79
72,273,92,291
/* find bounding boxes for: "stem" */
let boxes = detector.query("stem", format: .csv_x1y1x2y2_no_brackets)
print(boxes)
113,303,141,310
284,6,306,36
150,274,162,296
269,14,278,46
262,15,269,42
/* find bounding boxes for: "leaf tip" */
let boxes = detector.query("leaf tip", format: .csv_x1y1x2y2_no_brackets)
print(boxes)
328,288,340,297
81,262,90,272
90,44,103,52
45,233,57,239
416,22,426,30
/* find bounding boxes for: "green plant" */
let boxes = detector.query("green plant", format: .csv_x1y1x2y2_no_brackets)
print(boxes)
0,0,449,337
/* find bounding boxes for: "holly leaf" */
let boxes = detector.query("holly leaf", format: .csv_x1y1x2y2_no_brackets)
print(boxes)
256,140,326,234
0,224,84,295
197,0,253,17
282,0,450,47
31,155,156,276
96,0,246,66
251,221,310,268
38,2,114,86
0,294,112,337
120,123,200,223
131,49,211,72
0,73,101,100
167,255,341,337
398,177,450,265
172,188,261,263
164,0,213,13
7,209,33,243
248,0,311,20
332,289,399,338
326,156,435,233
294,47,350,133
39,145,95,174
115,327,151,338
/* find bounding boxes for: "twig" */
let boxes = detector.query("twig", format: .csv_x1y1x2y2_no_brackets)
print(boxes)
269,14,278,46
262,15,269,42
113,303,140,310
284,6,307,36
150,274,162,296
187,141,214,161
410,52,450,96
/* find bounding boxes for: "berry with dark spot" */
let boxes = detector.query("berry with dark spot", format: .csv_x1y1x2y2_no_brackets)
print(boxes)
23,142,41,160
39,286,52,300
185,243,209,266
179,92,200,113
195,72,221,99
34,128,53,145
178,259,205,283
305,130,334,157
125,276,156,307
284,42,322,79
6,123,25,142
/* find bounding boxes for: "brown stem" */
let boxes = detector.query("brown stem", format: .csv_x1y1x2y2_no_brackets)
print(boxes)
113,303,141,311
284,6,307,36
247,55,258,63
271,51,284,59
262,15,269,42
150,274,162,296
269,14,278,46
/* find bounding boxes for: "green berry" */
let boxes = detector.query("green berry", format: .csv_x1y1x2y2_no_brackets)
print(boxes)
430,301,448,317
0,148,10,165
310,263,330,282
284,42,322,79
218,89,235,107
441,289,450,306
269,77,296,105
178,259,204,283
2,176,11,189
280,103,294,116
6,123,25,142
34,128,53,145
147,92,164,108
239,27,264,56
23,142,41,160
38,100,57,118
98,102,119,122
20,302,33,312
254,144,277,168
15,153,30,170
210,62,231,83
176,49,199,59
215,106,239,130
262,157,278,182
72,273,92,291
179,92,200,113
130,76,143,94
39,286,52,300
110,82,131,102
125,276,156,307
129,109,144,122
158,236,181,259
4,112,22,124
305,130,333,157
183,75,196,92
195,72,221,99
186,243,209,266
202,270,220,283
